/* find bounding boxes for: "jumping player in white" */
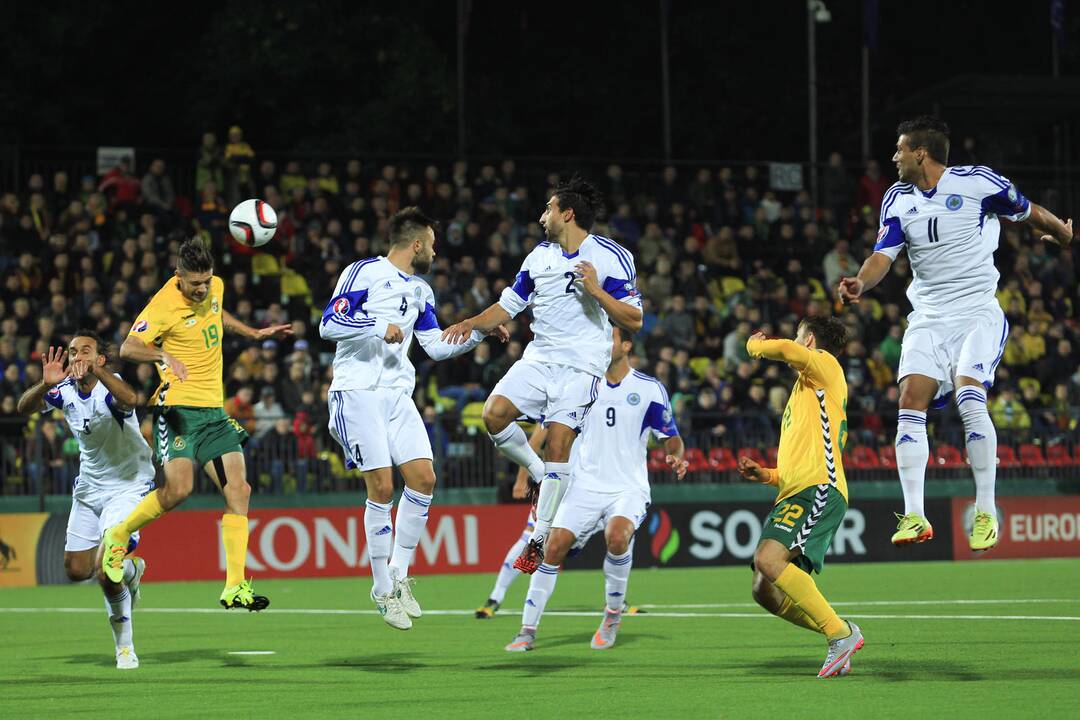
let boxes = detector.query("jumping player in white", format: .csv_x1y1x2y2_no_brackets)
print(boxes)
839,116,1073,550
320,206,508,629
17,332,154,670
443,177,643,574
505,327,686,652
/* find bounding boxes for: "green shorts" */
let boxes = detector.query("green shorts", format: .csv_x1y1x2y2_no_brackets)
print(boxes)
757,484,847,575
154,406,248,467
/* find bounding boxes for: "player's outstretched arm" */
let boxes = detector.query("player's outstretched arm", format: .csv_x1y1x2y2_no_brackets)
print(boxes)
663,436,688,480
1025,203,1073,247
441,303,513,345
746,332,814,372
120,335,188,381
223,309,293,342
16,346,66,415
416,323,507,361
838,252,893,305
574,260,643,332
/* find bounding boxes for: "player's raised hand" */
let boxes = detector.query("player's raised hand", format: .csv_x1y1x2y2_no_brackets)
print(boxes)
383,323,404,344
41,346,67,386
161,350,188,381
441,318,475,345
666,454,689,480
68,359,92,381
486,324,510,343
837,276,864,305
736,455,764,482
256,324,294,341
573,261,600,296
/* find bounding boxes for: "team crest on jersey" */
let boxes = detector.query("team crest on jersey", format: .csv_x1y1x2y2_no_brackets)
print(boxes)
47,387,61,399
333,297,350,315
663,409,673,424
1007,184,1018,202
185,318,197,327
414,287,423,300
627,392,641,406
173,436,186,450
946,194,963,211
211,299,220,314
132,320,149,333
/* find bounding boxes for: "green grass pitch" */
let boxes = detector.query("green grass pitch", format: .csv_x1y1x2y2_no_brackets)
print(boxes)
2,559,1078,719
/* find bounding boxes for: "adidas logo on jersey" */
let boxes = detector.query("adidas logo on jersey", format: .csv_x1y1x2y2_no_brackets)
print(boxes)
973,363,985,371
897,434,917,445
967,432,986,442
906,206,919,215
384,281,392,288
567,411,578,419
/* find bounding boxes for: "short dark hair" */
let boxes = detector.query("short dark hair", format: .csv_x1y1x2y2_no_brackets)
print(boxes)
554,175,602,231
613,325,636,348
177,239,214,274
799,316,848,356
388,206,437,247
897,115,950,164
71,328,110,362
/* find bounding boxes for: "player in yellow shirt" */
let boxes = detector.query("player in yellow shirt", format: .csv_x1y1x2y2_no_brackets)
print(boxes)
737,317,865,678
101,240,291,610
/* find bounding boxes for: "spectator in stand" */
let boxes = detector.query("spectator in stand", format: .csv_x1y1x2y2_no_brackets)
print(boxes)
223,125,256,206
196,132,224,193
855,159,892,216
822,152,854,231
990,386,1031,433
141,159,177,228
253,387,285,440
224,385,257,435
98,158,141,211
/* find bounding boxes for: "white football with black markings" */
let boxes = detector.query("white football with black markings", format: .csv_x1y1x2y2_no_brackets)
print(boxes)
229,198,278,247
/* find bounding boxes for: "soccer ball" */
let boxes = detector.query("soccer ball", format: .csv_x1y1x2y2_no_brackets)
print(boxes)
229,199,278,247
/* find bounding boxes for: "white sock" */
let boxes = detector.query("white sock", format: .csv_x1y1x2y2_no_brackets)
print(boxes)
104,587,133,648
603,545,633,612
521,562,559,630
957,386,997,514
895,410,929,518
531,462,570,540
390,487,432,580
364,499,394,597
490,530,529,604
490,424,545,483
122,558,137,584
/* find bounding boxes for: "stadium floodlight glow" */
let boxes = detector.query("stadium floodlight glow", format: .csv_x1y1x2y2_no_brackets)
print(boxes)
809,0,831,23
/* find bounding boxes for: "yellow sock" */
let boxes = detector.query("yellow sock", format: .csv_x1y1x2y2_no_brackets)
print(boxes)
116,491,165,540
773,564,848,640
776,596,824,634
221,513,249,588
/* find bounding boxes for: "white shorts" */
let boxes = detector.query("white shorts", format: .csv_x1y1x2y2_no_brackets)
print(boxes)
328,388,432,472
490,360,600,430
898,304,1009,408
65,482,153,553
552,481,650,540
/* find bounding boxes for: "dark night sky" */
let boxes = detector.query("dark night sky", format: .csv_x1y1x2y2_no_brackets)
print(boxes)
3,1,1076,163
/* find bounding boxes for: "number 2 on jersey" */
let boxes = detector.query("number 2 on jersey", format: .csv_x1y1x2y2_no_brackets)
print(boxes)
563,272,577,294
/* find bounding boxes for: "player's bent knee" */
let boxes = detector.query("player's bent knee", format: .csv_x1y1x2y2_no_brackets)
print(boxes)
482,397,514,434
64,554,92,582
543,531,573,565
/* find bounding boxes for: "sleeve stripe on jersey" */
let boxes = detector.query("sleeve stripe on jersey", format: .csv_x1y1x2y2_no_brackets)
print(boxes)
328,316,377,329
951,165,1009,188
593,235,636,280
879,183,913,224
954,168,1009,190
343,257,379,293
632,370,670,402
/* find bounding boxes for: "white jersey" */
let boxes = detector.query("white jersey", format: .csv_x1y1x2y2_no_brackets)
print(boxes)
498,234,641,378
43,376,155,500
874,165,1031,319
320,256,484,395
572,370,679,499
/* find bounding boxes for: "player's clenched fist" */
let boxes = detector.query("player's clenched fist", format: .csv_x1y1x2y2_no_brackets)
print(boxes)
737,455,765,482
383,324,405,344
837,276,864,305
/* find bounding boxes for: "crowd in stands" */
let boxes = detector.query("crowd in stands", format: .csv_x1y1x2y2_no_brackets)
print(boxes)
1,129,1078,491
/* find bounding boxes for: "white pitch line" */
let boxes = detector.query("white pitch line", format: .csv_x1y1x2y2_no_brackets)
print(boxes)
228,651,276,655
0,607,1078,621
639,598,1079,609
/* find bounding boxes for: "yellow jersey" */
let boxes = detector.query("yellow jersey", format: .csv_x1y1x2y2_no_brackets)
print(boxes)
130,276,226,408
746,338,849,504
